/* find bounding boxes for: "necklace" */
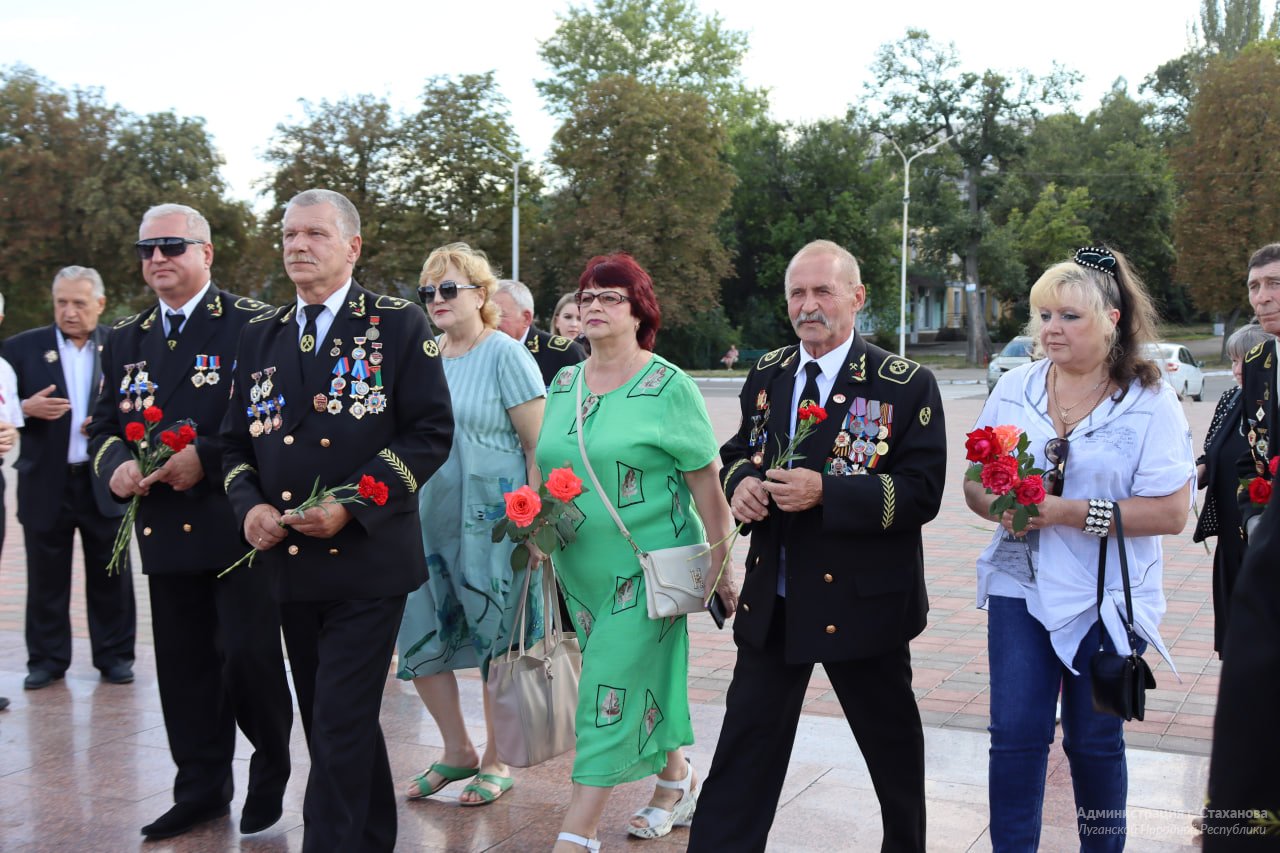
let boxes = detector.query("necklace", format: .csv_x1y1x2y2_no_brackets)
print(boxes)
443,325,486,357
1052,364,1110,426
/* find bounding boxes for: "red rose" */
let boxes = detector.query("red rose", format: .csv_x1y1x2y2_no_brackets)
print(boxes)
1249,476,1273,505
177,424,197,445
1271,456,1279,476
159,430,179,450
142,406,163,423
125,422,145,442
980,455,1021,496
545,467,583,502
965,427,1001,463
504,485,542,528
1015,474,1046,506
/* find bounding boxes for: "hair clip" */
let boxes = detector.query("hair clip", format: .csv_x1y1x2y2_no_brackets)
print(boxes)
1074,246,1118,278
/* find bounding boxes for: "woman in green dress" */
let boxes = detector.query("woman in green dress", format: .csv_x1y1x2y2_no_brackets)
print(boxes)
396,243,546,806
536,253,738,852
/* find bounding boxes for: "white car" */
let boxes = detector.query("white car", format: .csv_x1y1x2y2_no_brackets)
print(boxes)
987,336,1035,392
1144,343,1205,401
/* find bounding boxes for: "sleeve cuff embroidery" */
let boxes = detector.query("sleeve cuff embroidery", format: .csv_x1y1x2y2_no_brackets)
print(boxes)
379,448,418,493
93,436,122,477
879,474,896,530
224,463,256,492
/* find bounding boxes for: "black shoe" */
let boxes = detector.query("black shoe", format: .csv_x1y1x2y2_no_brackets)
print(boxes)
101,664,134,684
240,793,284,834
141,801,230,840
0,697,9,711
23,670,64,690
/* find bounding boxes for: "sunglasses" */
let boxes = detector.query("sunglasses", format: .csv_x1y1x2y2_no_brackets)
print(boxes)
576,290,630,307
135,237,206,261
1044,437,1070,497
417,281,481,303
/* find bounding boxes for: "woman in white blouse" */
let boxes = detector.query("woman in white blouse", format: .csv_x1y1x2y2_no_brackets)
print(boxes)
964,246,1193,852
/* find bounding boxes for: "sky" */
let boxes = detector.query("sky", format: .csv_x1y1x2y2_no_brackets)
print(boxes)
2,0,1203,206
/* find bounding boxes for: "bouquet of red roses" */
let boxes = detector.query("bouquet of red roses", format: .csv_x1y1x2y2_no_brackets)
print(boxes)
964,424,1046,533
107,407,197,574
219,474,390,577
1241,456,1280,506
494,466,587,570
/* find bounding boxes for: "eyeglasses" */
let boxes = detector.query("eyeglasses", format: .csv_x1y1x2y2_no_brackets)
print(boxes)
576,291,630,307
1044,437,1070,497
417,281,481,303
135,237,206,261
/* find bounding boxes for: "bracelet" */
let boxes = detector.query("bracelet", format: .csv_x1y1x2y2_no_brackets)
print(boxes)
1084,498,1114,537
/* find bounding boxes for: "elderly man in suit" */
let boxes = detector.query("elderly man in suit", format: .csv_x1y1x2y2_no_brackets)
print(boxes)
221,188,453,852
89,203,294,841
688,240,946,853
7,267,135,690
491,278,586,386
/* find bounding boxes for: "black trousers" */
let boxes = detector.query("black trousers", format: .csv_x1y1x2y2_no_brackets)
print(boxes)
23,465,135,675
688,598,926,853
280,595,406,853
149,568,293,808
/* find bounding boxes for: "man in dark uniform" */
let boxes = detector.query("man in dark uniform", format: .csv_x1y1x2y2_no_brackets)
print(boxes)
8,266,135,690
689,240,946,853
1205,243,1280,848
492,278,586,385
89,203,294,841
221,189,453,853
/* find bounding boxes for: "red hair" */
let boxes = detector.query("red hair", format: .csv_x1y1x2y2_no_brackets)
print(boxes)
577,253,661,350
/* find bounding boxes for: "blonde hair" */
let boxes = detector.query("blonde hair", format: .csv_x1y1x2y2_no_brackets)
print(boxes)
552,292,578,334
420,242,500,329
1025,245,1161,392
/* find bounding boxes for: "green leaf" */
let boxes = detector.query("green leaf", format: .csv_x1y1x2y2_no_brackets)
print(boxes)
555,514,575,542
490,519,508,543
965,466,983,483
1012,505,1029,532
534,524,557,554
1016,431,1030,453
510,543,530,573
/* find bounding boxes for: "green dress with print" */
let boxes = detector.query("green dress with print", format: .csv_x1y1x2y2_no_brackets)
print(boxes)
535,355,718,787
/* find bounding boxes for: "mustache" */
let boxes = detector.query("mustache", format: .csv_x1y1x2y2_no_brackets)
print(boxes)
286,253,317,265
793,309,831,328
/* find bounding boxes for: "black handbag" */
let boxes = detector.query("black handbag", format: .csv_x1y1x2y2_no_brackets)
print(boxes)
1089,505,1157,721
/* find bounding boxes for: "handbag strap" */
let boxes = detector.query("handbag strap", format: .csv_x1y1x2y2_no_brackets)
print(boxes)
1094,503,1139,646
575,368,644,558
504,557,567,662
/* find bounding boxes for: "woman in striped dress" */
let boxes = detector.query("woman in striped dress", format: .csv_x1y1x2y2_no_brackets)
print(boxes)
396,243,546,806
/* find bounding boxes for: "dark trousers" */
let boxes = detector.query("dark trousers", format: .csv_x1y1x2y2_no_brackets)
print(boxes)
24,465,135,675
280,595,406,853
689,598,926,853
149,569,293,808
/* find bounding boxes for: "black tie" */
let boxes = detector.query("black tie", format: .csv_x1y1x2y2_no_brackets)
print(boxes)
165,311,184,350
299,304,324,355
794,361,823,463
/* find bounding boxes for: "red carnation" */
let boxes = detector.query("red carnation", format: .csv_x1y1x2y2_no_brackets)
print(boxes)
980,455,1021,496
965,427,1001,464
125,422,145,442
1270,456,1279,476
1015,474,1046,506
142,406,163,423
809,405,828,423
372,482,389,506
797,404,811,421
1249,476,1273,506
357,475,390,506
159,430,180,450
177,424,197,445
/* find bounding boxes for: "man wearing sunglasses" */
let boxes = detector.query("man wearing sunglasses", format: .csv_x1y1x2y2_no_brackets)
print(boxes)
490,279,586,386
221,188,453,853
88,203,294,841
6,266,136,695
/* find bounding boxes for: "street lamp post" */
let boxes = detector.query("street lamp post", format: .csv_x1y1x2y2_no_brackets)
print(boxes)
884,133,954,357
475,139,521,280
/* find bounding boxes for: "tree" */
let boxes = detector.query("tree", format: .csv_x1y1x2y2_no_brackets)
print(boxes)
537,0,767,123
1174,41,1280,332
866,29,1079,364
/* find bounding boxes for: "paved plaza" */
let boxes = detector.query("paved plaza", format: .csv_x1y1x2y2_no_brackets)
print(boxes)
0,368,1219,850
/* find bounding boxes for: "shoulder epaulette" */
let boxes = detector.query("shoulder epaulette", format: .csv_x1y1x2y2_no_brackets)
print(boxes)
251,304,291,324
374,295,412,310
878,354,921,385
548,335,573,352
232,297,267,312
112,313,142,330
1245,342,1266,363
755,346,795,371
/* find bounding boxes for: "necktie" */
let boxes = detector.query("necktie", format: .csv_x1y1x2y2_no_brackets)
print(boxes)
793,361,823,464
165,311,184,351
300,304,324,355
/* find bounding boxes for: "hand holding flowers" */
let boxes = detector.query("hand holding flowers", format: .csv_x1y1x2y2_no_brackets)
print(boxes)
107,407,196,574
965,425,1046,533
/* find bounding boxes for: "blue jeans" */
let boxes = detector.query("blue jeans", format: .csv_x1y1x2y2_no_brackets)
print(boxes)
987,595,1139,852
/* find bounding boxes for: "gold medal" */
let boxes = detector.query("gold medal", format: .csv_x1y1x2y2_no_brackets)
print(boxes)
876,441,889,456
249,420,263,438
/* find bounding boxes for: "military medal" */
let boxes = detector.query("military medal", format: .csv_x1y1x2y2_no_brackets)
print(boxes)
366,316,380,341
260,367,276,398
350,401,366,420
313,393,328,413
756,389,767,410
330,338,343,358
351,336,367,361
271,395,284,430
250,371,263,403
205,356,220,385
369,342,383,366
192,355,208,388
327,398,343,414
247,403,264,437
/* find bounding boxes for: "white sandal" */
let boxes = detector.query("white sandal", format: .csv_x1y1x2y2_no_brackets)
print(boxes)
557,831,601,851
626,759,697,839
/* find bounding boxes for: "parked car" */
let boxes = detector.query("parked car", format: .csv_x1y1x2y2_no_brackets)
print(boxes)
987,336,1035,392
1143,342,1205,401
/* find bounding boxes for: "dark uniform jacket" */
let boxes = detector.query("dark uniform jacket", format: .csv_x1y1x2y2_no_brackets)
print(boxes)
8,324,121,529
523,326,586,386
1236,338,1278,535
88,284,267,573
220,281,453,602
719,334,946,664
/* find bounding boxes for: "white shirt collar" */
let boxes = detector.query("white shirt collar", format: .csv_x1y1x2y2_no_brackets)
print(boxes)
160,281,212,326
295,280,352,324
794,328,856,381
56,326,94,351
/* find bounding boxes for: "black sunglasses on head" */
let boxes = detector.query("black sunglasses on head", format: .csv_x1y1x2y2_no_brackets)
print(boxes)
135,237,206,261
417,281,481,304
1044,437,1070,497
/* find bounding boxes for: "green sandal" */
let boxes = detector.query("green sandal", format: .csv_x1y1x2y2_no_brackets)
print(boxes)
407,762,479,800
458,772,514,807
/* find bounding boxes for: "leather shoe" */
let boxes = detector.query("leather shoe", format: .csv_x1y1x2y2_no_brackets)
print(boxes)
141,801,230,840
101,664,134,684
0,696,9,711
23,670,64,690
240,793,284,834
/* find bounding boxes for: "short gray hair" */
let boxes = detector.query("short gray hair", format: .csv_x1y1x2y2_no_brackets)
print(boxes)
785,239,862,290
496,279,534,313
286,189,361,240
52,266,105,298
140,203,211,242
1227,321,1274,360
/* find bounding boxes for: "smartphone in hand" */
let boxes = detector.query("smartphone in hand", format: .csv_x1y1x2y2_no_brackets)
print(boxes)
707,592,728,630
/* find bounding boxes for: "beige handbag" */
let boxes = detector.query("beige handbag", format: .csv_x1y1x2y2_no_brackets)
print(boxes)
486,561,581,768
575,369,710,619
